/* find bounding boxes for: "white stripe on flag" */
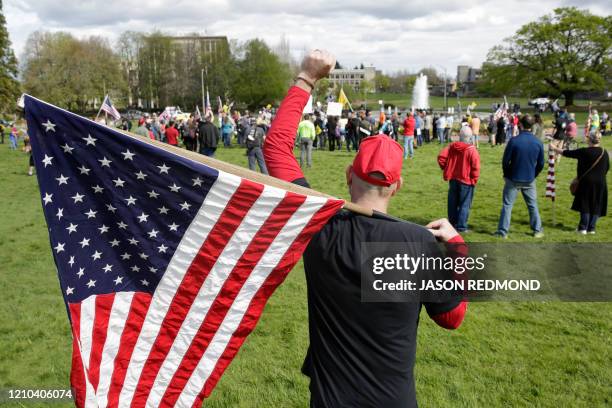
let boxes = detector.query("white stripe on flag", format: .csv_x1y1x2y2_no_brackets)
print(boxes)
78,295,98,407
176,196,328,407
118,172,241,406
95,292,134,407
145,185,286,407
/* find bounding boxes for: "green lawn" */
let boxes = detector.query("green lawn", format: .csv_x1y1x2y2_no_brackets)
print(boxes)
0,134,611,407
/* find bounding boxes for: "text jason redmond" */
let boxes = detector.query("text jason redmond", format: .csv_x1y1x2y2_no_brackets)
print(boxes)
373,279,541,291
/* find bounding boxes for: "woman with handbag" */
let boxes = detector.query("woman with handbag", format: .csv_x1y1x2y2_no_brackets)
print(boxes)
550,133,609,234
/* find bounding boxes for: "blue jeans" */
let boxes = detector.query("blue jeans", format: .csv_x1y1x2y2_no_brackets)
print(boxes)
403,136,414,158
416,130,423,146
247,147,268,174
437,128,445,144
579,213,599,232
497,178,542,236
448,180,475,232
9,135,17,150
222,132,231,147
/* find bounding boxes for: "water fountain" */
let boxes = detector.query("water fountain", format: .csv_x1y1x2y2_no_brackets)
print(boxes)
411,73,429,110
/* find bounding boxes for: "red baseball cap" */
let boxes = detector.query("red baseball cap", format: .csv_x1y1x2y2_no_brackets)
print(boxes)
352,135,403,186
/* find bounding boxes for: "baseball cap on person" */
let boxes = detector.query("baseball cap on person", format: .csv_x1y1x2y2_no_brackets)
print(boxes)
352,135,403,187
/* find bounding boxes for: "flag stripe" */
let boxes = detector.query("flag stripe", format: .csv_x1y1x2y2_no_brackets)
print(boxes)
175,196,329,407
154,191,307,407
89,294,114,391
131,178,266,406
200,198,344,401
106,292,152,408
69,302,98,408
118,173,242,406
95,291,134,407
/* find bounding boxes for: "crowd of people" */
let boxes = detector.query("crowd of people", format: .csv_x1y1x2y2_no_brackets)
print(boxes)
2,87,609,238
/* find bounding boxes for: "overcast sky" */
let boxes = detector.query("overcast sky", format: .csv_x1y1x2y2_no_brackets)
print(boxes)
4,0,609,77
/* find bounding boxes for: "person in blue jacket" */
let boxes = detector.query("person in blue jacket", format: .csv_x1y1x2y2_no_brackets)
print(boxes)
495,114,545,238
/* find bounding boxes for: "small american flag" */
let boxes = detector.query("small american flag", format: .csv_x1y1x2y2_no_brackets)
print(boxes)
100,95,121,121
545,145,556,201
24,95,343,407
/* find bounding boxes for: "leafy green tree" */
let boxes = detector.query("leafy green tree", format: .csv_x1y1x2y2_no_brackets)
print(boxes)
0,0,19,113
232,39,291,110
22,31,126,111
480,7,611,106
374,73,391,92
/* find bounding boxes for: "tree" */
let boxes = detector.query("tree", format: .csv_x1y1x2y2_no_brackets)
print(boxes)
314,77,330,103
374,73,391,92
0,0,19,112
480,7,611,106
22,31,126,111
232,39,291,109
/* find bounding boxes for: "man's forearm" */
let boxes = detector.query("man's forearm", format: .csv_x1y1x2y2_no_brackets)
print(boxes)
263,86,310,183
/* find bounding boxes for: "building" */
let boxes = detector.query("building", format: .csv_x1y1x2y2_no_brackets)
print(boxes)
328,66,377,91
168,35,229,63
456,65,482,94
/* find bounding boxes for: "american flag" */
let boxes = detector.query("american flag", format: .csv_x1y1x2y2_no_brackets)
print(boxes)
100,95,121,121
545,145,556,201
24,95,343,407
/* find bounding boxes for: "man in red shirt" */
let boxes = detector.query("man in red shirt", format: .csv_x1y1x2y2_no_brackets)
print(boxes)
438,126,481,232
402,112,416,159
164,120,179,146
263,49,468,408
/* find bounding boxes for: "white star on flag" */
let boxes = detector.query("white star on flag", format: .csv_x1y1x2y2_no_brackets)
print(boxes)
98,157,112,167
42,154,54,167
122,149,135,160
61,144,75,154
42,119,56,132
157,163,170,174
82,134,97,145
43,192,53,205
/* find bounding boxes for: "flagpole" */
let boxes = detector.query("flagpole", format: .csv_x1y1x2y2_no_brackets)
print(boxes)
94,95,105,122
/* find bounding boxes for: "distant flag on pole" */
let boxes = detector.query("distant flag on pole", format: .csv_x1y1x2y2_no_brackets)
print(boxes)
205,90,212,118
338,88,352,111
100,95,121,121
493,101,507,121
545,145,556,201
217,96,223,115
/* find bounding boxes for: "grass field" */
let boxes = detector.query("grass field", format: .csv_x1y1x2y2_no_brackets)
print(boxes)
0,133,611,407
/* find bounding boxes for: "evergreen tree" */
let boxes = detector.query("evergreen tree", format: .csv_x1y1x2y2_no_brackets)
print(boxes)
0,0,20,113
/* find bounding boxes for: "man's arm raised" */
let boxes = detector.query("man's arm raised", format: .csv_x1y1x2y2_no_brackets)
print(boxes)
263,50,335,186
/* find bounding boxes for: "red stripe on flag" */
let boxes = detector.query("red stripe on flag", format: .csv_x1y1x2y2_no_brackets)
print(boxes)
158,192,308,407
88,294,115,391
69,303,87,408
106,292,151,408
197,199,344,403
130,179,264,406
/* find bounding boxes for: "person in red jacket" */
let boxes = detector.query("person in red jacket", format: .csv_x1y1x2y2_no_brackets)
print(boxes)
164,120,179,146
264,49,468,408
402,112,416,159
438,126,481,232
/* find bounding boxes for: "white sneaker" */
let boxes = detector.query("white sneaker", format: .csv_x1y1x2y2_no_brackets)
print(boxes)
577,229,587,235
587,231,596,235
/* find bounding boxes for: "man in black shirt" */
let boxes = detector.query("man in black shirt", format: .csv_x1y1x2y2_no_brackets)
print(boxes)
263,50,468,408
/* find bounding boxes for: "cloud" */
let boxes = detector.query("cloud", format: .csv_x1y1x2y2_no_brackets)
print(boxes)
4,0,609,76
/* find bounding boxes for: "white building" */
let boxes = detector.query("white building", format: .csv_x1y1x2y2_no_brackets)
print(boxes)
328,66,377,91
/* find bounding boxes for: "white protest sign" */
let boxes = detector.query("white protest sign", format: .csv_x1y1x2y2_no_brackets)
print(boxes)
326,102,343,117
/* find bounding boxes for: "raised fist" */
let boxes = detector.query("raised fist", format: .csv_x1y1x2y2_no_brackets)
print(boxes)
299,49,336,85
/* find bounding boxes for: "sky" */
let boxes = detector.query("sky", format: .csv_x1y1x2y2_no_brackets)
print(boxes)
4,0,609,78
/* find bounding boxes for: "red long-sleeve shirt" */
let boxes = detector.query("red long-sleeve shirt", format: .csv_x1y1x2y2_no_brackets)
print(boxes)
264,85,467,330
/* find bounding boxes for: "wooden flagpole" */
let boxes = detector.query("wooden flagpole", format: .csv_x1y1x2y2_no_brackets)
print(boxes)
112,126,374,217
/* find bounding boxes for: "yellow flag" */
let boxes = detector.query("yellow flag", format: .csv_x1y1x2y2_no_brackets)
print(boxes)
338,88,350,108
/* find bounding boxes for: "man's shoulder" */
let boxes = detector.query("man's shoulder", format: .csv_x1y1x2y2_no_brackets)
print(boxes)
324,211,435,241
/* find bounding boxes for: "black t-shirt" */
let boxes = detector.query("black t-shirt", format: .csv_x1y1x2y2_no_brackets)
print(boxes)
302,210,459,408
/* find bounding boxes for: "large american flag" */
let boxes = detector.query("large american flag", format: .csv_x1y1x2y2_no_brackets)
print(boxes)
24,95,344,407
